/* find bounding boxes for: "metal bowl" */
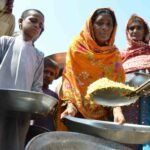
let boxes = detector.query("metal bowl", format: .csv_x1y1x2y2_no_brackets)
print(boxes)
0,89,57,115
126,72,150,87
25,131,131,150
63,116,150,144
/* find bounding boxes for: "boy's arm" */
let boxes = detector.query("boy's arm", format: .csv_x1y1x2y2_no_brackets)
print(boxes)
0,36,12,63
31,56,44,92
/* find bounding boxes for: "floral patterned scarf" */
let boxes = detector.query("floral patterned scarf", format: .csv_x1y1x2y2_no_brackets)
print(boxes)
57,8,125,130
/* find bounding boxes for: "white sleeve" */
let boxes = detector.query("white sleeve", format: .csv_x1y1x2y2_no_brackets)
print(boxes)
31,55,44,92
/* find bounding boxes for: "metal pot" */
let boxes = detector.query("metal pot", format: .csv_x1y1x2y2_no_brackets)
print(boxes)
0,89,57,115
63,116,150,144
0,89,58,150
126,72,150,87
25,131,131,150
25,125,49,145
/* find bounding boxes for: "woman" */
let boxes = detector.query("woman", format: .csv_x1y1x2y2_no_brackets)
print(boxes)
56,8,125,131
0,0,15,36
121,15,150,150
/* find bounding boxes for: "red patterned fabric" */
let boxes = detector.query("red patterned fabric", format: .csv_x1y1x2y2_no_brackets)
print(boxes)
121,15,150,73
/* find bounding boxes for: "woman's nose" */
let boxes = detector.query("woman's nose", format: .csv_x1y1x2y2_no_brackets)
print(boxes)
133,28,137,33
102,24,108,31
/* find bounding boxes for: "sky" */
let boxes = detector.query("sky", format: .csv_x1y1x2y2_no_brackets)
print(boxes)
13,0,150,57
12,0,150,90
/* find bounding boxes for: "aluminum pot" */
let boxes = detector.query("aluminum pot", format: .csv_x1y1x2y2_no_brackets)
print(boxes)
126,72,150,87
25,131,131,150
63,116,150,144
25,125,49,145
0,89,58,115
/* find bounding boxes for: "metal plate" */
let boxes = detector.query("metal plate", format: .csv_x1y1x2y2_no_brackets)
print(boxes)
92,89,139,107
63,116,150,144
0,89,57,115
92,78,150,107
25,131,131,150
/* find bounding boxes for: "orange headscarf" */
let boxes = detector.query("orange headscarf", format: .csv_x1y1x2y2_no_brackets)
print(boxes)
57,8,125,130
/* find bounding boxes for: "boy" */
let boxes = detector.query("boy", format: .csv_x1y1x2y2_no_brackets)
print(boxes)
34,58,59,131
0,9,44,150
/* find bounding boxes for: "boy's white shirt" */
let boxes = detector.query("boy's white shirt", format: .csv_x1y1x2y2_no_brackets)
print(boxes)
0,35,44,92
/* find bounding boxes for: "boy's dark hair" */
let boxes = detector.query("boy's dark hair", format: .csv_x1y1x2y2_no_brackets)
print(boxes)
21,9,44,19
21,9,45,32
44,58,59,70
44,58,59,79
91,8,116,27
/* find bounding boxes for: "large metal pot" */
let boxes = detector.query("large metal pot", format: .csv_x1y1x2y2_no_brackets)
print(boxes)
25,131,131,150
0,89,57,150
0,89,57,115
25,125,49,145
63,116,150,144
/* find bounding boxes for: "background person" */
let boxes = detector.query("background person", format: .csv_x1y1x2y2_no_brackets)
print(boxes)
34,58,59,131
121,14,150,150
0,0,15,36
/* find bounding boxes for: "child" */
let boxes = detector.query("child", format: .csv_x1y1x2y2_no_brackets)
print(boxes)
25,58,59,144
33,58,59,131
0,9,44,150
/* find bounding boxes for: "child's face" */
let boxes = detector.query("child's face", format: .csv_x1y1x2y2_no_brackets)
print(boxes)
20,10,44,41
43,67,58,87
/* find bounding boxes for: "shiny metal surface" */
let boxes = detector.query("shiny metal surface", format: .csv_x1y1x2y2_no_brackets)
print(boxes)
63,116,150,144
93,89,138,107
25,125,49,145
25,131,131,150
0,89,57,115
127,72,150,87
92,78,150,107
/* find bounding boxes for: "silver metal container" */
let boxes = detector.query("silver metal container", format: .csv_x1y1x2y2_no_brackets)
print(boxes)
25,131,131,150
0,89,58,115
63,116,150,144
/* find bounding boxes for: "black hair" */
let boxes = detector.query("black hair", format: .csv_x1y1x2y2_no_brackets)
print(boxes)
44,58,59,70
21,9,44,19
91,8,116,27
21,9,45,32
44,58,59,79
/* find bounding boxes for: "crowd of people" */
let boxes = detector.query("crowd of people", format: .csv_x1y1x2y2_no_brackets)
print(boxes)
0,1,150,150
